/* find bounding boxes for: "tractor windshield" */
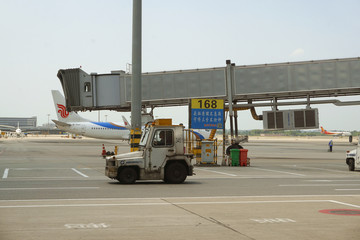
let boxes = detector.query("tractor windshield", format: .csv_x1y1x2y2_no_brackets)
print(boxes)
139,127,150,147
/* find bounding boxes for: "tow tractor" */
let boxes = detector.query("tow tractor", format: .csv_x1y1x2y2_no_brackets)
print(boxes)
346,139,360,171
105,119,194,183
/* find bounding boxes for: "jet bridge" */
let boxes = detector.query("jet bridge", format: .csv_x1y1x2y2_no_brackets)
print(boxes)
57,57,360,113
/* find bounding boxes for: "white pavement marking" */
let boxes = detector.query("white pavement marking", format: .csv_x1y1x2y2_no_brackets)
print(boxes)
282,165,346,173
2,168,9,179
253,167,306,177
11,167,96,171
305,180,332,182
306,167,346,173
196,168,237,177
2,194,360,202
329,200,360,208
9,177,91,179
65,223,110,229
0,199,335,209
280,184,360,187
251,218,296,223
13,168,71,170
0,187,99,191
71,168,89,178
305,180,360,182
335,189,360,191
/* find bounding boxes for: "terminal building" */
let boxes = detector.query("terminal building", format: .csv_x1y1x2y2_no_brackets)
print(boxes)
0,117,37,128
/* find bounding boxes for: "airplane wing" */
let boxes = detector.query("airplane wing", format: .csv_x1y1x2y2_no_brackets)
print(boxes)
52,120,71,127
0,125,16,130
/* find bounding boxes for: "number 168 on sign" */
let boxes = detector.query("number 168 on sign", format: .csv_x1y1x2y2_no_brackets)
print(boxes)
191,99,224,109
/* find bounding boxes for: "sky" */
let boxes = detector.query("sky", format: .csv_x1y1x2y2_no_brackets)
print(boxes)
1,0,360,131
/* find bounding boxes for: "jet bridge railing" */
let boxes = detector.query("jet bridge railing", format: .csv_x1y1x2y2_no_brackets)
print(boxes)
184,129,220,165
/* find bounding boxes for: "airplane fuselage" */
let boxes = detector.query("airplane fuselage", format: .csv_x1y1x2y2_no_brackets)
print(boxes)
322,131,351,137
321,127,351,137
57,122,129,140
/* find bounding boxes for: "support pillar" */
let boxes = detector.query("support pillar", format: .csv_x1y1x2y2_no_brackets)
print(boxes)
226,60,234,139
131,0,142,151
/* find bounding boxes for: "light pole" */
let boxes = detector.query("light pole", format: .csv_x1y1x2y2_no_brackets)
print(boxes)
47,114,50,136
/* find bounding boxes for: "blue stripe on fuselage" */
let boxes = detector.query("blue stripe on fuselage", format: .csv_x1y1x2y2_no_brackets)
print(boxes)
91,122,127,130
192,131,205,140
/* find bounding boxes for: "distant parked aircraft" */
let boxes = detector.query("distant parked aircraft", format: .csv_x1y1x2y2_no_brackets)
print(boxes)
320,126,353,142
320,126,351,136
0,122,24,137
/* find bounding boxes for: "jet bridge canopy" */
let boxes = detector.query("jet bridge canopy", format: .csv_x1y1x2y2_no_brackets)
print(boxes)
57,57,360,112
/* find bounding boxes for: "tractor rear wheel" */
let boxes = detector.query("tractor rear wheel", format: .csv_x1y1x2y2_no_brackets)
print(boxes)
164,162,187,184
348,159,355,171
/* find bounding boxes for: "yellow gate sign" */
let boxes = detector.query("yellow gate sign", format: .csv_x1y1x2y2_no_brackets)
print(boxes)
190,99,224,129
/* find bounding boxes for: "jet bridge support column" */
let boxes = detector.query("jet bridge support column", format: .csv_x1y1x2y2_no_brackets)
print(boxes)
234,106,238,138
222,114,226,166
130,0,142,151
226,60,234,139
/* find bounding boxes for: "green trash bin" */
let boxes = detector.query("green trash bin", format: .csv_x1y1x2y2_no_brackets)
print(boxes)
230,149,240,166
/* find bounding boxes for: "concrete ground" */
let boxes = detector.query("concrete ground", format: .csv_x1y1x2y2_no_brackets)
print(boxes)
0,135,359,240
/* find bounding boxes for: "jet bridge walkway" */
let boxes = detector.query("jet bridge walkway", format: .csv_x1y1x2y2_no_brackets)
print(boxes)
57,57,360,112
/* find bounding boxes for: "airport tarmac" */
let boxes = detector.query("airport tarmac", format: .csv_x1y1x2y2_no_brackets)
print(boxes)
0,136,360,240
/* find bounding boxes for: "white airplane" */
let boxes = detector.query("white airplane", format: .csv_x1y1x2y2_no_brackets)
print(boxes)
52,90,209,141
14,122,22,136
192,129,211,140
121,115,210,140
51,90,130,140
0,122,23,137
320,126,351,137
320,126,353,142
